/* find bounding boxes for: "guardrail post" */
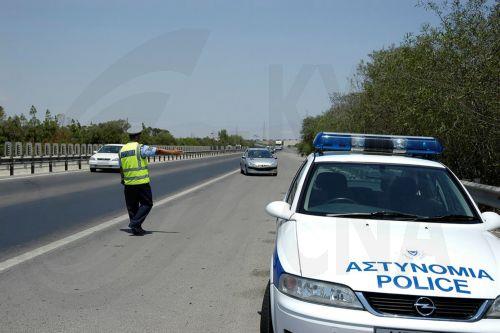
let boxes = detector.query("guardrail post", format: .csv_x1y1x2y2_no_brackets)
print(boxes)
35,142,41,157
15,142,22,158
4,141,12,158
9,161,14,176
26,143,33,174
52,143,59,157
78,159,82,169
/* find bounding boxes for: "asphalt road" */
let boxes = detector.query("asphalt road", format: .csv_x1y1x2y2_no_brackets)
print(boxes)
0,151,303,332
0,154,241,261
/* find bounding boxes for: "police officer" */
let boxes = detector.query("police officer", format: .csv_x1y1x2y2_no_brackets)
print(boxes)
120,125,182,235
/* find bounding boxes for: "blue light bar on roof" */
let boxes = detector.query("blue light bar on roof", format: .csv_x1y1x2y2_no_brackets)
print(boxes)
313,132,443,156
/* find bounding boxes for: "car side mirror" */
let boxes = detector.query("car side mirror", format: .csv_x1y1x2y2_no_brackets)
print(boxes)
266,201,293,220
93,150,98,154
274,156,277,159
481,212,500,231
241,156,246,159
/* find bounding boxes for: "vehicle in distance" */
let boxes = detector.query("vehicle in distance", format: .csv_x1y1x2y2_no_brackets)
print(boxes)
263,132,500,333
240,148,278,176
89,144,124,172
275,140,283,151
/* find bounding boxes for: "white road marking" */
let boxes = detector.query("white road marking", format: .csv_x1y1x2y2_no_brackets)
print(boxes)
0,169,239,274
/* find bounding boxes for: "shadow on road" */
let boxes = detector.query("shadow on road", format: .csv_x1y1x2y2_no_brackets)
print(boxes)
259,280,273,333
119,228,180,236
93,169,121,173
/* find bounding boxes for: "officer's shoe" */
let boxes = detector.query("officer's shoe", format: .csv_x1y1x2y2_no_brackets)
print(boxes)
137,226,148,234
131,227,145,236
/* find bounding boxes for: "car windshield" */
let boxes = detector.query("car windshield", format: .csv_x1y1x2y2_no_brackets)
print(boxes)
299,162,477,222
98,145,122,154
248,150,272,158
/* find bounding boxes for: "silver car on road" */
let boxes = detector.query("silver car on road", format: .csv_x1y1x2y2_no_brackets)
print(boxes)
240,148,278,176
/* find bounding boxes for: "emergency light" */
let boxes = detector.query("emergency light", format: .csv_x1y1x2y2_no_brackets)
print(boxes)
313,132,443,156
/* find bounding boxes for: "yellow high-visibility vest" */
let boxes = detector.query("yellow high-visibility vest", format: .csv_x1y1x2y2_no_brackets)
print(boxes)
119,142,150,185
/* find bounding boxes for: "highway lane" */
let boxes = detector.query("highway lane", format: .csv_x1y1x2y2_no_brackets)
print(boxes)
0,151,303,332
0,154,241,260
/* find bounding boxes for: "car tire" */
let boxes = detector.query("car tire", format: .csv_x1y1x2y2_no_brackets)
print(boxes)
240,167,244,174
260,281,274,333
90,168,96,172
244,166,248,176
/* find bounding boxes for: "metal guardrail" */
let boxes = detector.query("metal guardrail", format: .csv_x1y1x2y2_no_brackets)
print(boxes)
1,142,244,176
462,181,500,209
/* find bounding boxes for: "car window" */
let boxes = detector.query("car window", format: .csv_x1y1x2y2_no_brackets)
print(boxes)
299,162,476,221
286,160,308,205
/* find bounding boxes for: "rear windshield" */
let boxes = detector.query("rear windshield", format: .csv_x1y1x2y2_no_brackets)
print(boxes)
299,162,476,221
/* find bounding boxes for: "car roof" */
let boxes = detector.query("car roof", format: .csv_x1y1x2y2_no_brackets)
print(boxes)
248,148,268,151
103,144,124,146
310,152,445,169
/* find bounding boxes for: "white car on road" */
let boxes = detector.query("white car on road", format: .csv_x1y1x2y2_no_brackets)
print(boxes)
89,144,124,172
263,133,500,333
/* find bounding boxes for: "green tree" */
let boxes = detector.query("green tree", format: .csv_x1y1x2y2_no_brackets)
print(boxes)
27,105,41,142
299,0,499,184
41,110,58,142
218,129,229,145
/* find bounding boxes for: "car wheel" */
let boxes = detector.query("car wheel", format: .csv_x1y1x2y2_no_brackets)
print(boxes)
260,281,274,333
240,166,244,174
244,166,249,175
90,168,96,172
273,172,278,177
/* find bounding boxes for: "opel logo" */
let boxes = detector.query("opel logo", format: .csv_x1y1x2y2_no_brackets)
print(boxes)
414,297,436,317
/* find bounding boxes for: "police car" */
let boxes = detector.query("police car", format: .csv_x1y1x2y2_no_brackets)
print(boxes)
263,133,500,333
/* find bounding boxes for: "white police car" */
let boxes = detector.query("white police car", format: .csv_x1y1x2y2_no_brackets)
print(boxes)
263,133,500,333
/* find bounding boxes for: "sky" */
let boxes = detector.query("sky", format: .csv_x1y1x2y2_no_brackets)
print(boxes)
0,0,440,139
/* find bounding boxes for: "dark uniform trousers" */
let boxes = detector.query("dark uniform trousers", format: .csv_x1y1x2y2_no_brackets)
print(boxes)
124,183,153,228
